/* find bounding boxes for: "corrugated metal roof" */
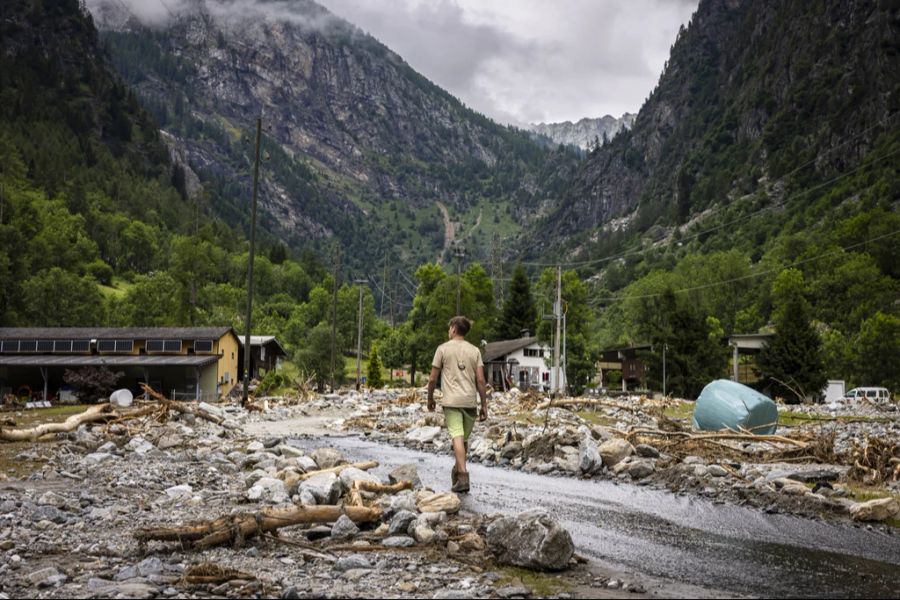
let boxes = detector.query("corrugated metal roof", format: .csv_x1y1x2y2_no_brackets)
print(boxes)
0,327,234,340
483,337,540,362
0,355,220,368
238,335,287,356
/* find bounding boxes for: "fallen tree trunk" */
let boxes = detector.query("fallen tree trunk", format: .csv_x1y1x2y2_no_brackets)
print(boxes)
1,404,115,442
347,479,412,506
281,461,379,490
139,384,227,426
135,504,381,549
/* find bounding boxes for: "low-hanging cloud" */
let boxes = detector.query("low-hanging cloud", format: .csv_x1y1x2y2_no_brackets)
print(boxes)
87,0,698,126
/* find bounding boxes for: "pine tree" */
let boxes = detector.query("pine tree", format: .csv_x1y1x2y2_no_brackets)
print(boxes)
367,342,384,389
757,286,827,403
495,264,537,340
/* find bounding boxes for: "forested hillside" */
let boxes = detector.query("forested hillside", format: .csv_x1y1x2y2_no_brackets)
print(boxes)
90,0,579,273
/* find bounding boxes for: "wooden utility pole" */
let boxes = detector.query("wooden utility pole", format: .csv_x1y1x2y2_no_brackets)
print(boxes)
242,117,262,407
330,245,341,392
379,254,387,320
354,279,368,391
553,266,562,396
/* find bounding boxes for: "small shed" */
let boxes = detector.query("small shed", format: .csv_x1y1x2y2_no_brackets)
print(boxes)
238,336,287,380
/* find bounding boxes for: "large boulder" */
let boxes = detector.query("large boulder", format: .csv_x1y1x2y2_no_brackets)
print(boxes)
486,509,574,571
246,478,289,504
416,491,461,514
405,426,442,444
849,498,900,522
388,464,422,489
578,436,603,475
299,473,342,505
598,439,634,467
339,467,380,490
310,448,346,470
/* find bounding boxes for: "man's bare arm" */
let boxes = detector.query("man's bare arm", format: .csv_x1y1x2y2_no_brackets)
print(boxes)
476,366,488,421
426,366,441,411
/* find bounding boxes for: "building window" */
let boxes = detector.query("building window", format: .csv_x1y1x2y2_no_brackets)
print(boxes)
524,348,545,358
98,339,133,353
36,340,53,352
146,340,182,353
194,340,213,353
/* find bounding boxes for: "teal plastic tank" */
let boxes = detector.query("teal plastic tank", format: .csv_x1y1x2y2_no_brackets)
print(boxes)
692,379,778,435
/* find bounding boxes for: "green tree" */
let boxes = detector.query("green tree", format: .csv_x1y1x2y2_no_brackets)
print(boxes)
851,312,900,392
294,322,336,392
757,270,826,403
20,268,105,326
494,263,537,340
116,271,181,326
636,289,727,398
367,342,384,389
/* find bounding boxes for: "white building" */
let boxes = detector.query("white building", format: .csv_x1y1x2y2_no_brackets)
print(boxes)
482,336,563,392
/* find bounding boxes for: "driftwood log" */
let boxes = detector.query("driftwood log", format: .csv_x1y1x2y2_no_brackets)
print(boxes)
281,461,379,490
0,403,157,442
135,505,382,549
347,479,413,507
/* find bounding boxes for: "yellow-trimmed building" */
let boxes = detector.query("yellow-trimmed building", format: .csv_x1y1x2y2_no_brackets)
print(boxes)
0,327,242,402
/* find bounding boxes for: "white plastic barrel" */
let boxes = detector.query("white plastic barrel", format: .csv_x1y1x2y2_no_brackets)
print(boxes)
109,388,134,408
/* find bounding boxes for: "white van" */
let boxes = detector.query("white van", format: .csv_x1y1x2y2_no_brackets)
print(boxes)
844,387,892,402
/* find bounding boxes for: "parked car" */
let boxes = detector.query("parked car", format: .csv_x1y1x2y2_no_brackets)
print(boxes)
843,387,892,402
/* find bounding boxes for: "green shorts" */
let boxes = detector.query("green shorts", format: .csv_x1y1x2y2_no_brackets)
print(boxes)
443,407,477,440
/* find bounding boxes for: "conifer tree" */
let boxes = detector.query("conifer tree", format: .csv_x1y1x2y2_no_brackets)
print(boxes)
367,342,384,389
757,271,826,403
495,264,537,340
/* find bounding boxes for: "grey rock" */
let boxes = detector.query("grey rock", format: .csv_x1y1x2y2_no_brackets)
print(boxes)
331,514,360,540
389,464,422,489
497,586,532,598
333,554,371,572
299,489,317,505
164,484,193,500
339,467,380,489
125,436,155,455
246,478,289,504
31,505,66,523
37,491,67,509
708,465,730,478
635,444,660,458
405,426,442,444
299,472,342,505
389,510,418,536
500,442,523,459
486,509,574,571
598,439,634,467
83,452,116,464
786,468,843,483
578,437,603,475
382,535,416,547
28,566,67,587
296,456,319,472
626,460,655,479
310,448,346,470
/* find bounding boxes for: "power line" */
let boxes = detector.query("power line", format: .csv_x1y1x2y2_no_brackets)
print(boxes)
521,111,900,269
589,229,900,305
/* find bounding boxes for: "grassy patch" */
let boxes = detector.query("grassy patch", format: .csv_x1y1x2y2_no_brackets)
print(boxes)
778,411,895,427
497,566,571,597
575,411,619,427
97,276,134,299
663,401,695,421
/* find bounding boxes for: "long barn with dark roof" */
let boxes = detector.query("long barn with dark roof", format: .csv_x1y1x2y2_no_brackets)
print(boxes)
0,327,242,403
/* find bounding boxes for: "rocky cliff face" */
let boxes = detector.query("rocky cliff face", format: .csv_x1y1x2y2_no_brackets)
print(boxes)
530,0,899,255
529,114,636,151
90,0,578,270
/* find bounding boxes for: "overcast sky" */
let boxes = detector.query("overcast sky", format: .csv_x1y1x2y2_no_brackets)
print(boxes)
318,0,699,125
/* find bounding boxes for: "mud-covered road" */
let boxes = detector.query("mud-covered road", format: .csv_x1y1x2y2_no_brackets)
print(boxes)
281,430,900,599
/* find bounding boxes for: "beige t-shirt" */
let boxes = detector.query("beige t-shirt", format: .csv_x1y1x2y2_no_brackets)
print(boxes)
432,339,484,408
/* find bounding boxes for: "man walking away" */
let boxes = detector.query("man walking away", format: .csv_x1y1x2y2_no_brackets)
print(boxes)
427,316,488,493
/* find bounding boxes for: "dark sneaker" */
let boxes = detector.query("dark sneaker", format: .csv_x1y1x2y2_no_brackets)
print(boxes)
451,464,459,489
452,471,470,494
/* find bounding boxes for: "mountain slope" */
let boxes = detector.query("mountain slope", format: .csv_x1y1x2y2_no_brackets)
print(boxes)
529,113,636,151
530,0,899,258
90,0,579,272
